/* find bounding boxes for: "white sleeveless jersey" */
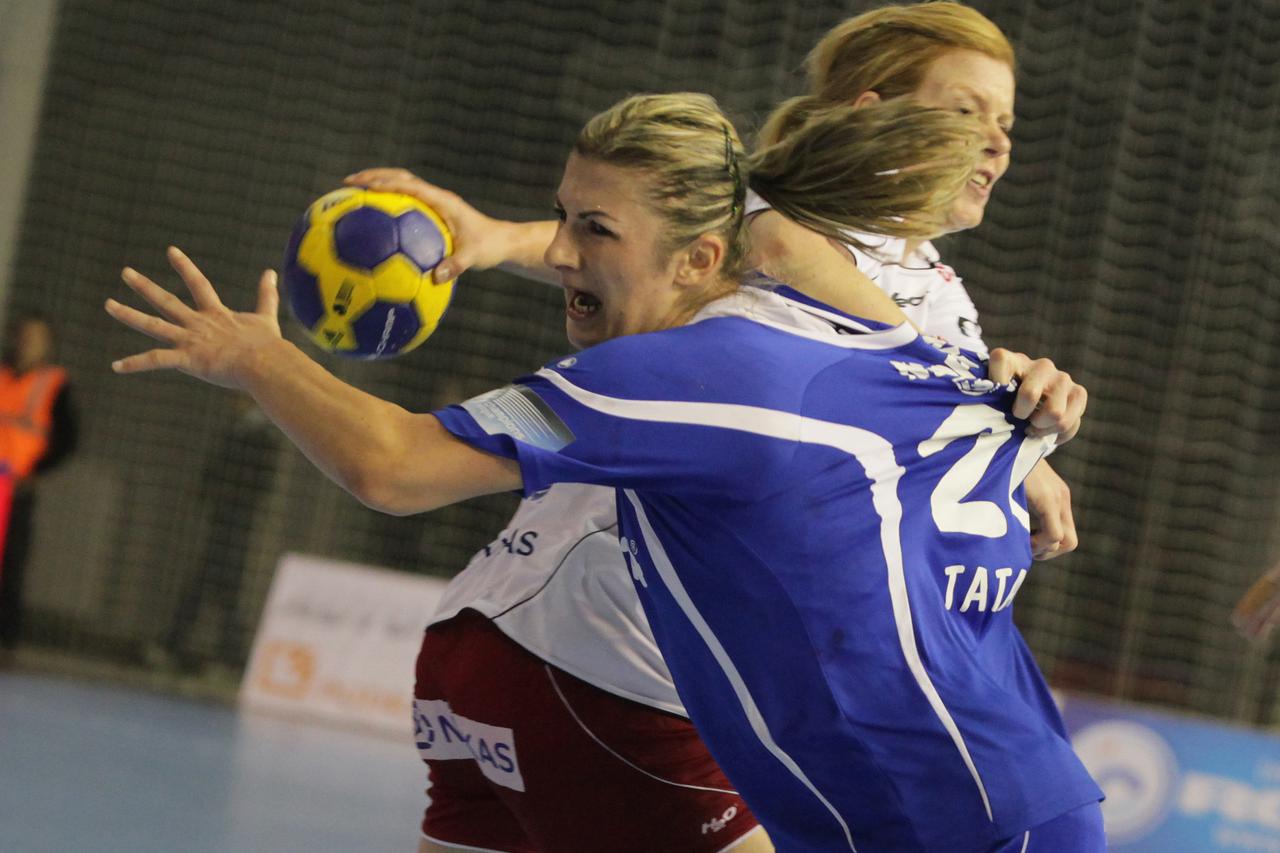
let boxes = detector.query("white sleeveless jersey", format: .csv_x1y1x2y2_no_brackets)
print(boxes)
427,482,686,713
428,199,988,715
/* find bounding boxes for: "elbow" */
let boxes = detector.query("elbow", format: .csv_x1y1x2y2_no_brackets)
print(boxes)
332,410,441,516
342,459,446,517
344,466,425,517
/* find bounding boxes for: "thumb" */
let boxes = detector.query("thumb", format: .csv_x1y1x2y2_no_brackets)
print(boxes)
986,347,1021,385
432,252,470,284
257,269,279,316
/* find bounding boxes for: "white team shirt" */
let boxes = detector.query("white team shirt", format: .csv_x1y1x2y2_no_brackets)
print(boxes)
427,198,988,714
427,482,685,713
743,189,988,355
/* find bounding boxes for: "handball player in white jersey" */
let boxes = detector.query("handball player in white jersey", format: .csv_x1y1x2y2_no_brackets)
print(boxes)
340,5,1080,851
108,87,1099,851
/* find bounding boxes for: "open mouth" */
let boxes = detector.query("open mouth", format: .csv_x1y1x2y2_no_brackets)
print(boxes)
970,171,995,191
566,288,602,320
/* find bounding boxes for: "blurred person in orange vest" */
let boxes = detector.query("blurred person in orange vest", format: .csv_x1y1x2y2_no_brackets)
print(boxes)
0,314,77,651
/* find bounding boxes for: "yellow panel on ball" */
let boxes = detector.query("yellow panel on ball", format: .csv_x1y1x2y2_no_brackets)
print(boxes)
311,270,377,353
399,275,457,354
371,253,427,303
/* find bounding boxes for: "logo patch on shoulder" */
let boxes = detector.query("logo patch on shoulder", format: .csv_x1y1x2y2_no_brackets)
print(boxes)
462,384,575,451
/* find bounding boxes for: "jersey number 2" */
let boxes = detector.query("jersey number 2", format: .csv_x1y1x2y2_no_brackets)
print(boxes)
917,404,1042,538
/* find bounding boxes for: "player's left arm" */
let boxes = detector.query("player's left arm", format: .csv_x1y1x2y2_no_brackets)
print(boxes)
106,246,522,516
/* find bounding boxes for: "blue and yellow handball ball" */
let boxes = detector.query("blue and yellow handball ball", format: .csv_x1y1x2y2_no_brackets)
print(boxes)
281,188,455,359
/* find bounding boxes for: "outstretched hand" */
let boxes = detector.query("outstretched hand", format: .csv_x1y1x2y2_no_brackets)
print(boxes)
105,246,282,389
987,348,1087,444
345,167,514,283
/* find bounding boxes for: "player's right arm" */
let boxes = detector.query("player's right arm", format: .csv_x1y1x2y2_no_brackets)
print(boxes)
345,168,558,286
106,246,523,515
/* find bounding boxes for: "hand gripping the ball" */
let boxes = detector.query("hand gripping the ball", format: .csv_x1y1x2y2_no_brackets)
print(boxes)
345,167,558,286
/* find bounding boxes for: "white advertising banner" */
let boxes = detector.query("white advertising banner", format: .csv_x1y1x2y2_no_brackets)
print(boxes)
240,552,449,738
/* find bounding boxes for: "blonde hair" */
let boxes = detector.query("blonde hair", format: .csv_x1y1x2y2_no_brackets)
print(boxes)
575,93,750,279
759,2,1015,146
749,99,982,244
574,91,980,279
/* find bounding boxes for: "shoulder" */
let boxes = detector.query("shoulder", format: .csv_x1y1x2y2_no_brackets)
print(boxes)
536,313,773,405
541,291,918,414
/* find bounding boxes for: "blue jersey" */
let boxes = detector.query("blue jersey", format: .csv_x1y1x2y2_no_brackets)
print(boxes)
436,288,1101,853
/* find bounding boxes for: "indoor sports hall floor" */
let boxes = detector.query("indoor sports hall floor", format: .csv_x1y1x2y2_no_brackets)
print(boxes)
0,670,426,852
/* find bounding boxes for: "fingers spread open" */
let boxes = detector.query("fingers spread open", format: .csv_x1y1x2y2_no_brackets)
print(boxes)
121,267,198,324
111,347,188,374
167,246,224,312
104,298,182,344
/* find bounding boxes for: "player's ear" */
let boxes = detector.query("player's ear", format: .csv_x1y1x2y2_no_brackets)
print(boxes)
851,90,881,110
674,233,726,289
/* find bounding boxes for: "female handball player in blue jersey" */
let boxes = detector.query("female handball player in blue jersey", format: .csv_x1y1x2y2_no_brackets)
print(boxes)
363,3,1079,566
107,89,1103,851
339,5,1085,851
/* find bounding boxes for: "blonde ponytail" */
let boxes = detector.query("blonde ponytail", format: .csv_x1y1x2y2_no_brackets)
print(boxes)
749,100,982,244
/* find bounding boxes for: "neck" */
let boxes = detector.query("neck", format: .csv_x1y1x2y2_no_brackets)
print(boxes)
673,277,738,327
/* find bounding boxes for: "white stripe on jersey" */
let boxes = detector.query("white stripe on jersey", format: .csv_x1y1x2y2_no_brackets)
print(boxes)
541,369,997,832
536,368,802,440
692,289,919,350
623,489,860,852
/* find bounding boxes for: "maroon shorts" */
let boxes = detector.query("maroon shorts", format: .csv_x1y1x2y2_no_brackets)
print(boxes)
413,608,761,852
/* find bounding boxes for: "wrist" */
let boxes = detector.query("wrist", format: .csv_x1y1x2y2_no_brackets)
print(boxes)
236,336,298,391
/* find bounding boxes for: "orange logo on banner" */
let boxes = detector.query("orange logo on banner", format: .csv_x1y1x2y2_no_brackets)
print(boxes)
254,640,317,699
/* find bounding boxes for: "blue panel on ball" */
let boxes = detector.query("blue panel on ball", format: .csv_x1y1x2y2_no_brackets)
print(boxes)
349,301,423,359
333,206,399,271
396,210,447,273
282,262,324,331
281,212,325,330
282,212,308,268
